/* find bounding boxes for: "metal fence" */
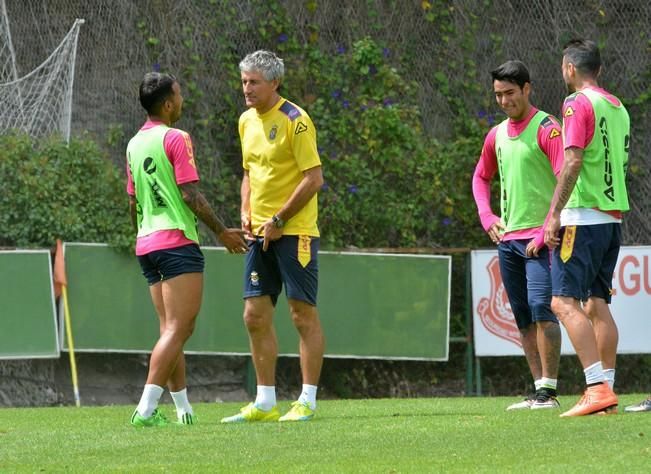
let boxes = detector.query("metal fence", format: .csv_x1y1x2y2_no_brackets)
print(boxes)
4,0,649,243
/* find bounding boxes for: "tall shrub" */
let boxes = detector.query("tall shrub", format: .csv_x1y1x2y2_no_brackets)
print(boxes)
0,133,132,249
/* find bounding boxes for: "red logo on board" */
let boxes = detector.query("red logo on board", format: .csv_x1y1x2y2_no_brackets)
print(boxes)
477,256,521,346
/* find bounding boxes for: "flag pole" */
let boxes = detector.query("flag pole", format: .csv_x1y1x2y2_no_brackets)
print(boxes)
54,240,80,407
62,284,80,407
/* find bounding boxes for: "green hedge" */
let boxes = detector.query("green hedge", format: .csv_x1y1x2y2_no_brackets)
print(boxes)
0,132,132,249
0,126,488,252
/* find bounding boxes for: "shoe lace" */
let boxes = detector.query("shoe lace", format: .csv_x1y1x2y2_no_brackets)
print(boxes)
535,393,550,403
292,401,311,412
535,388,557,403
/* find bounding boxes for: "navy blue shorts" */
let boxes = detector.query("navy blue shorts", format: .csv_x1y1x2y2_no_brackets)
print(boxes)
551,223,621,303
497,239,557,329
137,243,204,285
243,235,319,306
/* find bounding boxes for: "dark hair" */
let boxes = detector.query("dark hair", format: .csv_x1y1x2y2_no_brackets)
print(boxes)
490,60,531,89
562,39,601,77
139,72,177,114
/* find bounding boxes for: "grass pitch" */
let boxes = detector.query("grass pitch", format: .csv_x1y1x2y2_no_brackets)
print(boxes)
0,395,649,472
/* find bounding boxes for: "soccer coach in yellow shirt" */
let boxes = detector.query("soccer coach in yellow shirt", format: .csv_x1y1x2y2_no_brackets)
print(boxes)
221,50,325,423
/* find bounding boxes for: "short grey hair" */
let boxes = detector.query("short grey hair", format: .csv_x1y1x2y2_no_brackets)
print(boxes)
239,50,285,82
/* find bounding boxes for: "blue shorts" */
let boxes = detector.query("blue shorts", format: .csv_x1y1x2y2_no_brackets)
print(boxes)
137,243,204,285
497,239,557,329
551,223,621,303
243,235,319,306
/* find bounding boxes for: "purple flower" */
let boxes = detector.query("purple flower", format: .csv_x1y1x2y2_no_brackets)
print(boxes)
321,182,330,191
360,104,368,111
336,45,346,54
318,147,325,155
369,64,378,75
383,98,394,107
383,47,390,58
477,110,487,118
331,90,342,99
487,115,496,126
342,100,350,109
442,217,451,226
278,33,288,43
347,185,358,194
153,63,161,72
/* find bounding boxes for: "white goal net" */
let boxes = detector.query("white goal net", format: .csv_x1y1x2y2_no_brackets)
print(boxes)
0,0,17,83
0,2,83,142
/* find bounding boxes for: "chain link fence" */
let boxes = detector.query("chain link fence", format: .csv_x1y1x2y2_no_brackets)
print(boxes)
4,0,649,243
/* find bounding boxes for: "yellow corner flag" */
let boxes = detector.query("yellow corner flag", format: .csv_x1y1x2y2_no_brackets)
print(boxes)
54,239,81,407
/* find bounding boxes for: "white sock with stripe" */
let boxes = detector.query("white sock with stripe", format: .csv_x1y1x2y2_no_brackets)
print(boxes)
170,387,193,418
136,384,164,418
539,377,558,391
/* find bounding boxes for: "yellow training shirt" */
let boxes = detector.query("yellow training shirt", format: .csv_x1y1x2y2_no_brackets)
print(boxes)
240,98,321,236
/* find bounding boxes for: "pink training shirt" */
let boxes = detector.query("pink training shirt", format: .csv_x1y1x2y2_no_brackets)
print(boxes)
126,119,199,256
562,86,623,219
472,107,564,248
562,85,621,149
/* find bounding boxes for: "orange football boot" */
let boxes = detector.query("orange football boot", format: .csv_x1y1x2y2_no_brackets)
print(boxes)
560,383,618,417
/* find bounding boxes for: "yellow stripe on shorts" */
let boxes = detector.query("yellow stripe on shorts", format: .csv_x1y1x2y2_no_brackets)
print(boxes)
560,225,576,263
298,235,311,268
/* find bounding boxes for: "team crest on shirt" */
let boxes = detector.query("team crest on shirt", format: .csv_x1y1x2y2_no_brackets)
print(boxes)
549,128,561,139
250,271,260,287
477,257,521,347
295,122,308,135
269,125,278,140
564,106,574,117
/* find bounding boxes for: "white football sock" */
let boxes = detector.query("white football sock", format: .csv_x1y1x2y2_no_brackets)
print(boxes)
603,369,615,389
584,362,606,385
170,387,193,418
254,385,276,411
539,377,557,391
298,384,318,409
136,384,164,418
534,379,543,391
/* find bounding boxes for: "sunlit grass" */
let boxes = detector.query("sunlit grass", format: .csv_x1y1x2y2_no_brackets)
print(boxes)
0,395,649,472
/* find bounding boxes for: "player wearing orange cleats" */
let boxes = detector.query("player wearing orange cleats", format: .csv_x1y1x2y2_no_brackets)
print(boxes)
543,40,630,417
559,382,618,417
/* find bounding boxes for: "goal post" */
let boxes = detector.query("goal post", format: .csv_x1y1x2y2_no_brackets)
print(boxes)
0,13,84,142
0,0,18,83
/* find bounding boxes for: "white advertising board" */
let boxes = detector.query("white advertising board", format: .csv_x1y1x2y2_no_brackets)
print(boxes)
472,246,651,356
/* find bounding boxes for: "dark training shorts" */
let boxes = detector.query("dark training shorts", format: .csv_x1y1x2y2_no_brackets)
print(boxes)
552,223,621,303
137,243,205,285
243,235,319,306
497,239,557,330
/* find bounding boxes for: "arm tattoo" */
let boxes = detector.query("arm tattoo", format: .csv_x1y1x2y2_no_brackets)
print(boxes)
551,149,582,214
181,183,226,235
553,172,578,213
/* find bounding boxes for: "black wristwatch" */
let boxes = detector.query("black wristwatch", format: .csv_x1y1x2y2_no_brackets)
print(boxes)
272,214,285,229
